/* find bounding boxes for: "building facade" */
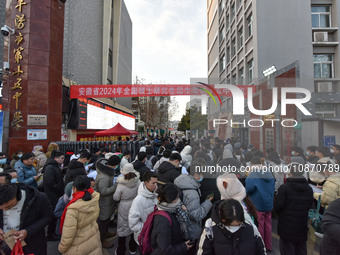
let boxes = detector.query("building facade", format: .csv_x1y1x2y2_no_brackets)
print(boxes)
63,0,132,109
207,0,340,152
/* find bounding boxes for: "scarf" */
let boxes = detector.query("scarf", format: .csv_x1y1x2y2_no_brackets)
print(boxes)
59,188,94,233
158,199,190,239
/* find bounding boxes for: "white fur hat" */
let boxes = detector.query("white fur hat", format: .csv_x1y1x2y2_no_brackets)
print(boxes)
121,163,136,175
216,173,246,201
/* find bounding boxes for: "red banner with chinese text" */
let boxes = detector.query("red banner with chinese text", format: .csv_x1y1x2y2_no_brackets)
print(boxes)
70,84,255,99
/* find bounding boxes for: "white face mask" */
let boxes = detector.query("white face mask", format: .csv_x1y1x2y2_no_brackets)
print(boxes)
225,225,241,233
330,148,334,154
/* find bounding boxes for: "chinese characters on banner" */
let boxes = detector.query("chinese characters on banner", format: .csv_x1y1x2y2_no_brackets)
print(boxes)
11,0,27,129
70,84,255,99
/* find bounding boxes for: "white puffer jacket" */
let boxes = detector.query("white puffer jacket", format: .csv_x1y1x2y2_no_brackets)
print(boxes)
113,172,140,237
128,182,158,243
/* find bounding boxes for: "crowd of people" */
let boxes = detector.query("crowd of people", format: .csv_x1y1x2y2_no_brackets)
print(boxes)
0,137,339,255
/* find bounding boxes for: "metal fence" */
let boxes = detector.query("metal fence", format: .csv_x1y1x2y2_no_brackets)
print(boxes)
53,140,147,160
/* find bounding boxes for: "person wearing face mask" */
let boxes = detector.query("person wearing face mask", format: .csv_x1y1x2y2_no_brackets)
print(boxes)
14,153,40,188
198,199,266,255
10,151,23,169
150,183,193,255
64,151,91,185
94,155,120,248
174,162,213,251
6,169,18,183
158,152,182,185
0,153,9,171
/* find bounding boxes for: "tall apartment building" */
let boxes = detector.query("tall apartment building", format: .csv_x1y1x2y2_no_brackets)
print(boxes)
63,0,132,109
207,0,340,150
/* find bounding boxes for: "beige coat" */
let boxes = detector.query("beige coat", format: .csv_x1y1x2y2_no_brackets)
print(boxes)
314,172,340,208
58,191,102,255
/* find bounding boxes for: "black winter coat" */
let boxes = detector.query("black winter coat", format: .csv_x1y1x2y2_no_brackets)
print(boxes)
320,198,340,255
0,184,54,255
151,211,187,255
43,158,64,208
274,177,313,243
199,200,266,255
64,159,86,185
133,160,150,181
158,161,181,184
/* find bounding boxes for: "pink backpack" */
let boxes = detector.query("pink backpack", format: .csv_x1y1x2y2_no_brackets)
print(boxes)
138,205,172,255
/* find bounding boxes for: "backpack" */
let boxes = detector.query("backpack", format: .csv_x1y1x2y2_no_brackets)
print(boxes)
145,155,157,170
138,205,172,255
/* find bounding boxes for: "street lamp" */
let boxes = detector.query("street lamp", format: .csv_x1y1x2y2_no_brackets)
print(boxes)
1,25,15,71
262,65,277,77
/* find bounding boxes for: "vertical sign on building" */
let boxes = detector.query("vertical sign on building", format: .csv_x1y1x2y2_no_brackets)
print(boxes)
11,0,27,129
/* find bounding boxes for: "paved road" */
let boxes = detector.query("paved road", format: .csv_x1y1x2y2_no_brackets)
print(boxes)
47,218,322,255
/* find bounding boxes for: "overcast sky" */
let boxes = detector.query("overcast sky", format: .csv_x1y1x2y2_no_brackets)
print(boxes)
124,0,207,120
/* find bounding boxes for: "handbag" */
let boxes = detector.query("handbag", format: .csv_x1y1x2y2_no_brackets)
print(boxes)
308,196,323,233
10,240,33,255
10,240,24,255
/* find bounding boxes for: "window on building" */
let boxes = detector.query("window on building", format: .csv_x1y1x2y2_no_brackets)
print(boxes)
247,13,253,38
220,55,226,72
311,6,331,28
219,26,225,43
248,59,254,84
107,79,112,84
110,20,113,37
315,103,336,117
231,38,236,57
231,2,235,20
227,46,230,62
226,13,230,28
314,54,333,78
238,27,243,48
239,67,244,83
232,73,237,84
108,49,113,67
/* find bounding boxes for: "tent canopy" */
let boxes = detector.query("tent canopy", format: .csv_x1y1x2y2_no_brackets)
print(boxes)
94,123,138,136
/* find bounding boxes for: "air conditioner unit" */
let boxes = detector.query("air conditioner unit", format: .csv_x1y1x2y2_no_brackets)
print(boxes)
317,82,332,92
314,32,328,42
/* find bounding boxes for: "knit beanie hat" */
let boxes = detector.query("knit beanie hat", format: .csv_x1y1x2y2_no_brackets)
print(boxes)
107,155,121,166
121,163,136,175
64,182,73,197
216,173,246,201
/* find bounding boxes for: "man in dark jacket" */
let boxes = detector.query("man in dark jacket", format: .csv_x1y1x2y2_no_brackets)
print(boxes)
320,198,340,255
158,152,182,184
274,163,313,255
43,150,65,241
0,183,53,255
133,152,150,181
64,151,91,185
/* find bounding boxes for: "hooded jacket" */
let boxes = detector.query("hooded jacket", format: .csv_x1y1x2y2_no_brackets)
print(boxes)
216,173,261,236
246,169,275,212
58,191,101,255
180,145,192,169
158,161,181,184
15,160,38,188
113,171,140,237
65,159,87,185
274,177,313,242
153,157,169,173
94,158,118,221
128,182,158,243
43,158,64,208
321,198,340,255
174,174,212,239
0,184,54,255
133,160,150,181
314,172,340,208
197,200,266,255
